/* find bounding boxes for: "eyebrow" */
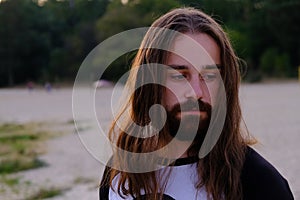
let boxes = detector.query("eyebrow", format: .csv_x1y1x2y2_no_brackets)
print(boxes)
167,64,222,70
167,65,188,70
202,64,222,70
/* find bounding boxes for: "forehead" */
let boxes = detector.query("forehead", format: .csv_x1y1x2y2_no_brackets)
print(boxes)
166,33,221,69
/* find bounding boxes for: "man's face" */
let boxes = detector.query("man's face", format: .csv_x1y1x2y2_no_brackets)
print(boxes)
164,33,221,142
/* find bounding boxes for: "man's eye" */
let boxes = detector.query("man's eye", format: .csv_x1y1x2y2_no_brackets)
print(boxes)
202,73,217,82
170,73,186,81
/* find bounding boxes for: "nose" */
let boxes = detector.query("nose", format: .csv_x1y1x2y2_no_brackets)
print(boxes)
184,75,205,100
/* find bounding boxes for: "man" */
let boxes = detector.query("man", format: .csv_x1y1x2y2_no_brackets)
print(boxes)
100,7,294,200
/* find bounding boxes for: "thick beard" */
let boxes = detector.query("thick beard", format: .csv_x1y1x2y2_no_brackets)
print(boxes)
166,99,212,146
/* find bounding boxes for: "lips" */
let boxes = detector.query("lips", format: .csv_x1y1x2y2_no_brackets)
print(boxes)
166,99,212,141
181,107,199,113
180,103,198,112
171,99,211,120
176,111,207,120
176,99,211,113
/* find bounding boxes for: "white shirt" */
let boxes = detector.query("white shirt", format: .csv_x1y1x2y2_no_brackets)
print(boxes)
109,161,208,200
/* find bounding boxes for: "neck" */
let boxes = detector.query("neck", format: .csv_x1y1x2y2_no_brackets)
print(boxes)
166,138,192,159
178,140,191,158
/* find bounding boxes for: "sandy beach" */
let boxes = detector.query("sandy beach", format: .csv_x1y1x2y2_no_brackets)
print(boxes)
0,81,299,199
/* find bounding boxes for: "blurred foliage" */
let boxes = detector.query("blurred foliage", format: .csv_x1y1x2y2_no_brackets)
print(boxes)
0,0,299,87
260,47,291,77
95,0,180,81
0,0,109,86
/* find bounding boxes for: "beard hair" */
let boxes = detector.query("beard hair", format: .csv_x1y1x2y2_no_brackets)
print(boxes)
166,99,212,146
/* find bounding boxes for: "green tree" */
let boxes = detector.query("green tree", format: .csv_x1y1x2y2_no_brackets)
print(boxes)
0,0,52,86
0,0,109,87
96,0,180,41
260,48,291,77
265,0,300,69
94,0,180,82
44,0,109,82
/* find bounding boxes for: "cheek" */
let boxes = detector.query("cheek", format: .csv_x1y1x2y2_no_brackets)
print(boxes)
206,82,220,107
163,88,179,111
200,82,212,103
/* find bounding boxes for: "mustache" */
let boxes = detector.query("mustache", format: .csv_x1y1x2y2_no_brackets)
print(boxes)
170,99,212,114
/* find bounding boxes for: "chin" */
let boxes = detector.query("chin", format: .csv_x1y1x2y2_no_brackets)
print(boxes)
173,116,208,142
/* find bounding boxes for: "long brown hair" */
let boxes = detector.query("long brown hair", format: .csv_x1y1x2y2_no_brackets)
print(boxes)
107,7,253,200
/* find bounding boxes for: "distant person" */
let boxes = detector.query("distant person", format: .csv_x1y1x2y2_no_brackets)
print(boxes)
99,8,294,200
94,79,113,88
44,82,52,92
26,81,34,92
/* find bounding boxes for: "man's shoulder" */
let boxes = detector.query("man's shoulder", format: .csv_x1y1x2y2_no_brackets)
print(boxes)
242,147,280,176
100,165,111,200
241,147,294,200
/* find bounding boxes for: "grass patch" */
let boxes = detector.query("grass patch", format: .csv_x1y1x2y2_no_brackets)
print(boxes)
0,122,70,198
0,175,21,194
74,176,94,184
0,176,20,187
67,119,75,124
0,122,53,174
0,134,39,142
0,158,47,174
25,187,64,200
0,123,24,133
